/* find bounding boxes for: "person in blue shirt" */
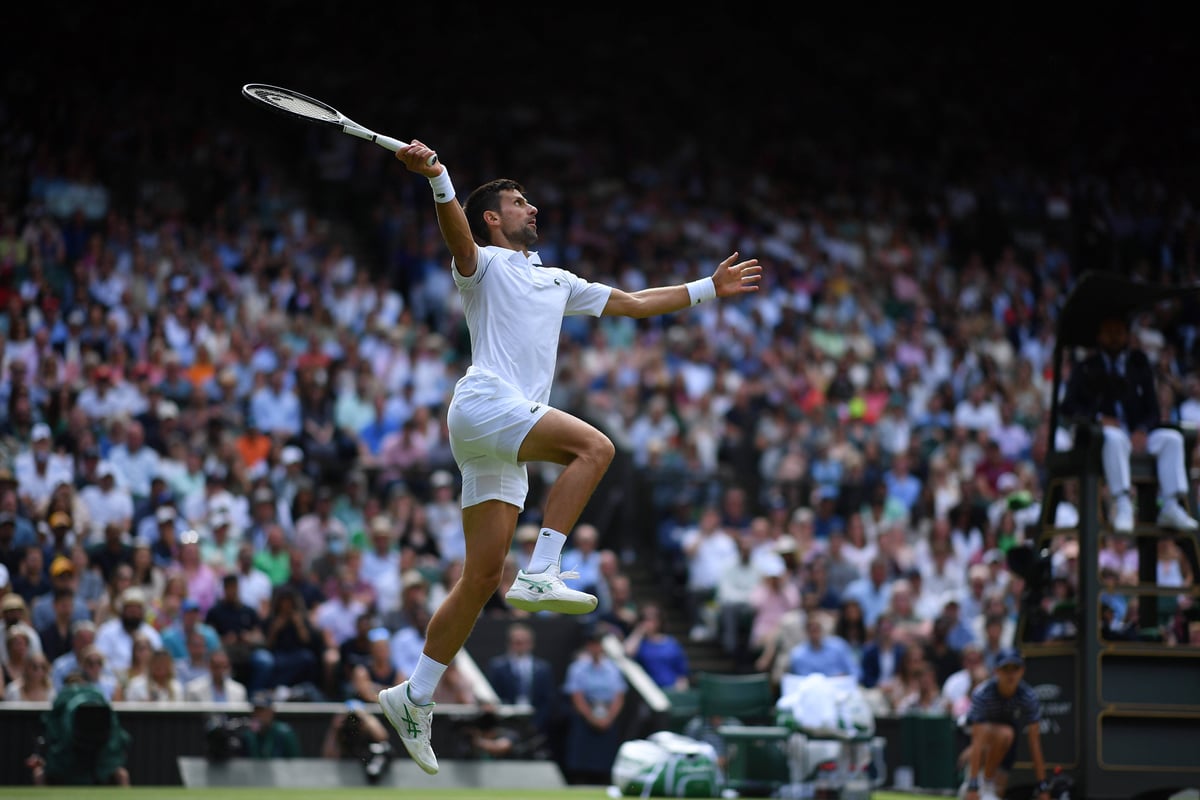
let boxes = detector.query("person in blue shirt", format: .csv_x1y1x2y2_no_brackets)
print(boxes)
787,613,861,682
623,602,690,690
962,648,1049,800
841,557,892,628
161,598,219,660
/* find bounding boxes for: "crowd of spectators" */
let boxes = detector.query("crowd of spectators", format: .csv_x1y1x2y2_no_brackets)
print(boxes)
1,9,1199,786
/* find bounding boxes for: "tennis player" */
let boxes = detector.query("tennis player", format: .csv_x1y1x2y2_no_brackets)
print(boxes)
377,141,762,774
962,648,1050,800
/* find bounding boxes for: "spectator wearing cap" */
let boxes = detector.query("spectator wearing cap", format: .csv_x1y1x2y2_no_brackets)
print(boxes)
106,420,160,503
271,445,307,510
94,586,162,674
41,510,77,566
243,691,302,759
149,508,182,571
243,486,280,551
31,555,90,631
961,647,1048,800
132,475,177,543
13,422,74,510
162,594,221,664
200,508,239,573
78,461,134,541
0,593,44,667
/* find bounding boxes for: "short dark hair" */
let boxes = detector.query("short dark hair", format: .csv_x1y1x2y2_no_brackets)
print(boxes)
463,178,525,245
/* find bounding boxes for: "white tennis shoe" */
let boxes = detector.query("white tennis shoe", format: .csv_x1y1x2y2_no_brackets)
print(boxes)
378,681,438,775
505,562,598,614
1158,501,1199,531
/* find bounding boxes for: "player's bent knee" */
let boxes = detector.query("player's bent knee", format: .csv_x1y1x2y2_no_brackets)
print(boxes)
460,567,505,599
990,724,1015,747
592,433,615,466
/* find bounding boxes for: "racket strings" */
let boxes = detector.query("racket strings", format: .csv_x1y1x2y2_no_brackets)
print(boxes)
249,88,340,123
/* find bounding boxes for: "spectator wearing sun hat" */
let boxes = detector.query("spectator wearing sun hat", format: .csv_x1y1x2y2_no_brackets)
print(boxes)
0,593,44,667
13,423,75,510
94,586,162,674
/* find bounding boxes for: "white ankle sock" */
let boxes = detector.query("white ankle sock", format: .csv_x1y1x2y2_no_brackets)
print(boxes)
406,654,447,705
527,528,566,573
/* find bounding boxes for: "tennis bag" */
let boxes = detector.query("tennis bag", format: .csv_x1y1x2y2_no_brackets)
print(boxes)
611,731,722,798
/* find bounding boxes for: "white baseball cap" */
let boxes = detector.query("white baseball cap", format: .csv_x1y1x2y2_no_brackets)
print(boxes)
31,423,52,442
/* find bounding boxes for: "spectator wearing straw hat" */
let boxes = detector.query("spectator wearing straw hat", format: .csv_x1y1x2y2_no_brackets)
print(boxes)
94,586,162,674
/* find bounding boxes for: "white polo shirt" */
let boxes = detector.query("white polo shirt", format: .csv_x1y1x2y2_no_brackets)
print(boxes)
453,245,611,403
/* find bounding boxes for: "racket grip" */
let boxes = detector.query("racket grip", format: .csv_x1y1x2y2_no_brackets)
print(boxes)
373,133,438,165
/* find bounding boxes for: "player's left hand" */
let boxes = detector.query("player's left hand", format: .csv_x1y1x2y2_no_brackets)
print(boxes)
712,252,762,297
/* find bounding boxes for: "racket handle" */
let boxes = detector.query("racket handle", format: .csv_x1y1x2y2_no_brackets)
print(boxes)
372,133,438,165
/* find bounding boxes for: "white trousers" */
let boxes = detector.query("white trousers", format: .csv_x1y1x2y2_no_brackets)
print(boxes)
1101,426,1188,499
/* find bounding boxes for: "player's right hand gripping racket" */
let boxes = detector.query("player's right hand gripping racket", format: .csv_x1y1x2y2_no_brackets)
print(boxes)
241,83,437,165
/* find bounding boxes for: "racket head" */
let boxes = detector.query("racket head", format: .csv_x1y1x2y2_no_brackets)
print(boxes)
242,83,346,127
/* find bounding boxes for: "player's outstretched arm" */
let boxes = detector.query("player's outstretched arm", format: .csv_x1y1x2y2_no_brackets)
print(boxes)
602,252,761,318
395,141,477,276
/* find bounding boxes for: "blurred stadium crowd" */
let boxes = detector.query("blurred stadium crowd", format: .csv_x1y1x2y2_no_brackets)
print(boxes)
0,0,1198,777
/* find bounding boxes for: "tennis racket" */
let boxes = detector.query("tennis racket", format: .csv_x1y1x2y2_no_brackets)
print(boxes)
241,83,437,165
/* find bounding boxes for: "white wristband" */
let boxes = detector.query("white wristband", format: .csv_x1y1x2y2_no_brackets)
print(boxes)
685,276,717,306
429,169,455,204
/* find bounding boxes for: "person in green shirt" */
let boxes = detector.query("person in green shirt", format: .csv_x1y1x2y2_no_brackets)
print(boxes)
252,525,292,586
242,692,301,759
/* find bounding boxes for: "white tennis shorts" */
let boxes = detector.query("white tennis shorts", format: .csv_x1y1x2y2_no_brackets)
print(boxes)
447,369,552,509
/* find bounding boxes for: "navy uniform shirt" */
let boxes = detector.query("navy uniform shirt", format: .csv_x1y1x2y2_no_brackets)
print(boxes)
966,677,1042,729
